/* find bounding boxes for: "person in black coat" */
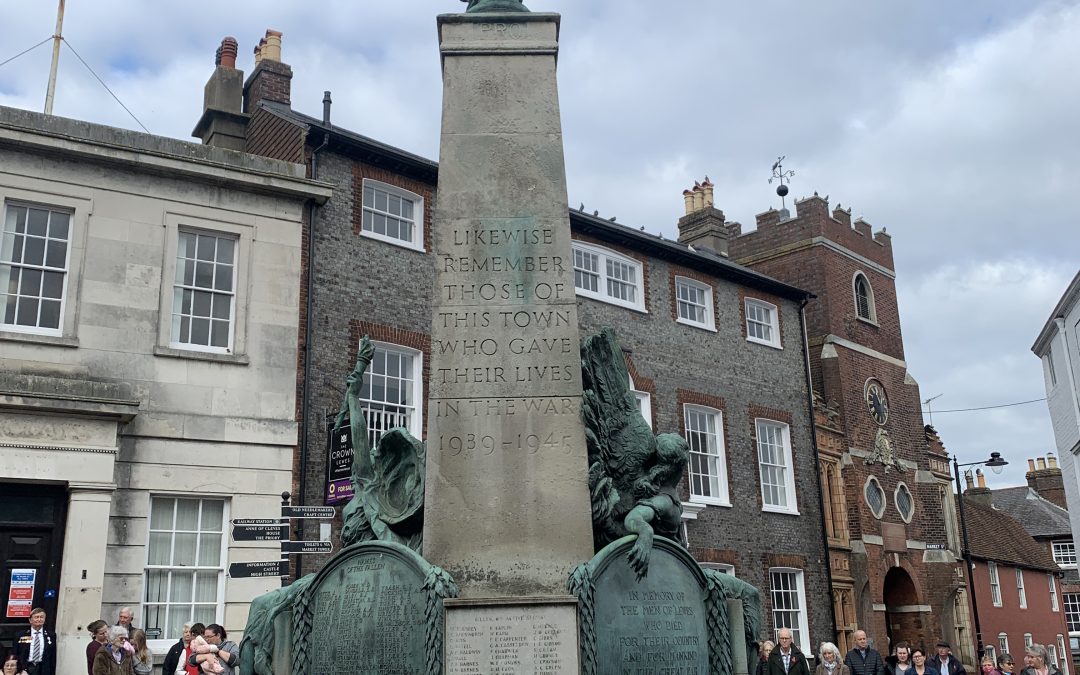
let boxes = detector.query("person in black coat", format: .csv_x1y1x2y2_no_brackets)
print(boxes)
768,629,812,675
161,623,193,675
928,641,968,675
14,608,56,675
845,630,886,675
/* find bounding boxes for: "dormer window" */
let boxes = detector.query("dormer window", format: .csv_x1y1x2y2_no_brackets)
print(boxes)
854,272,876,322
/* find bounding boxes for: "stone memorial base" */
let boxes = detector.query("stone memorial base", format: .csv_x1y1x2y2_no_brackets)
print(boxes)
444,596,580,674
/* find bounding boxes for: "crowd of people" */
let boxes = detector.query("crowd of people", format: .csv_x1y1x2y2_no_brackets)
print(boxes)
2,607,237,675
756,629,1065,675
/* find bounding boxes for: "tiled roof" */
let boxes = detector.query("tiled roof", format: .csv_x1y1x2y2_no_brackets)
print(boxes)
991,486,1072,539
963,496,1059,571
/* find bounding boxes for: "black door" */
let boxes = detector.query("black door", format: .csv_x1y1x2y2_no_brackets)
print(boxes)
0,483,67,655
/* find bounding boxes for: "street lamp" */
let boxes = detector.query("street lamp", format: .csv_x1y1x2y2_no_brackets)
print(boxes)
952,452,1007,661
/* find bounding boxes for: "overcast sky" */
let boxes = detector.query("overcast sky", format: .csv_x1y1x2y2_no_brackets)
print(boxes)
3,1,1077,488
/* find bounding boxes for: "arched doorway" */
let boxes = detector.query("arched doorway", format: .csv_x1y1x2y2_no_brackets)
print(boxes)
883,566,921,649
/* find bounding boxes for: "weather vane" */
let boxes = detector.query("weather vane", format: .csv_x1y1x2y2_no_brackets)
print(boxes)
768,156,795,210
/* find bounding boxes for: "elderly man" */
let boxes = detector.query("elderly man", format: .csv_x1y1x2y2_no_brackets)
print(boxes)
928,640,967,675
115,607,137,633
15,608,56,675
767,628,811,675
845,630,885,675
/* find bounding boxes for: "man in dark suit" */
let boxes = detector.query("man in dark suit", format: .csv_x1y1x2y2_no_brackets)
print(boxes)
845,630,886,675
767,628,812,675
15,607,56,675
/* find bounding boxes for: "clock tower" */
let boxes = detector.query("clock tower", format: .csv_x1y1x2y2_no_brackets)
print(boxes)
722,195,974,661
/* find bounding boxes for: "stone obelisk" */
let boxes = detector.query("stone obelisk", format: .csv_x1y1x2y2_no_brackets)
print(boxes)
424,7,593,599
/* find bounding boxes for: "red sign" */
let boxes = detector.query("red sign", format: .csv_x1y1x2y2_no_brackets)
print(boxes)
6,568,35,618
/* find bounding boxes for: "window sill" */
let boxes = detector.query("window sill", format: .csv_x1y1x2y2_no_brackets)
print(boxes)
688,497,731,508
746,336,783,350
359,229,425,253
154,345,250,365
856,316,879,327
0,329,79,348
762,505,801,516
676,318,717,332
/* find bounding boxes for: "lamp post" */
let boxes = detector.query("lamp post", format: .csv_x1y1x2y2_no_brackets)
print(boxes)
952,451,1007,662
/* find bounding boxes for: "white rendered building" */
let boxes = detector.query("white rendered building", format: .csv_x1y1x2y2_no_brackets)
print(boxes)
0,105,330,669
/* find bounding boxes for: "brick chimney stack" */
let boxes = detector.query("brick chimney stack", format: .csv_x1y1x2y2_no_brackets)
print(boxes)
677,176,731,257
1026,453,1067,509
963,469,993,506
244,29,292,113
192,37,248,150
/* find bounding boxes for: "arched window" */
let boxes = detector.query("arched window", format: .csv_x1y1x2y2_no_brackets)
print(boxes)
853,273,875,322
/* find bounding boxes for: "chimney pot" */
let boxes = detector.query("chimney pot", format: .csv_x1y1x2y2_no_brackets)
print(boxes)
261,30,283,62
977,470,986,489
964,470,975,490
1038,457,1047,470
218,37,238,69
1028,459,1036,472
1048,453,1058,469
322,90,332,125
682,189,694,215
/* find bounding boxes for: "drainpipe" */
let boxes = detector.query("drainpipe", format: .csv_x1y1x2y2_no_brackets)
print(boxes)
800,296,839,641
295,126,331,581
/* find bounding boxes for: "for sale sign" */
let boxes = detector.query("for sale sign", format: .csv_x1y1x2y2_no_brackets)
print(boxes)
325,420,355,505
6,569,36,618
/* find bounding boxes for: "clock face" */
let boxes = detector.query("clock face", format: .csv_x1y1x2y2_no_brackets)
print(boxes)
865,379,889,425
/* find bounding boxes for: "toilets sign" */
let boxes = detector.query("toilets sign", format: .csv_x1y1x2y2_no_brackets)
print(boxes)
6,569,35,618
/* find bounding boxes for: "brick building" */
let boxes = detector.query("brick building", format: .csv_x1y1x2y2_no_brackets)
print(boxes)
992,455,1080,670
192,32,836,653
725,195,975,659
964,472,1072,671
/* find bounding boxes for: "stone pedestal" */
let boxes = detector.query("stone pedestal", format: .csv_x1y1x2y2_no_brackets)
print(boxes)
423,12,594,598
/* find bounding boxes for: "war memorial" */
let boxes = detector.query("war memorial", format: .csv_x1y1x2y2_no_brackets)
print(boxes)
237,1,762,672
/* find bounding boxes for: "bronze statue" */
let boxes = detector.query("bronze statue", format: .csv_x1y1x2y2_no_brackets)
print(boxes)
335,336,426,551
580,328,690,579
460,0,531,13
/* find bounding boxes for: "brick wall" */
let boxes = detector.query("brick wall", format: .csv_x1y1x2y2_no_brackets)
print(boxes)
971,561,1072,664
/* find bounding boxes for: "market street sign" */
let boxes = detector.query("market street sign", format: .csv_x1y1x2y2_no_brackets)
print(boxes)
281,506,336,519
228,560,289,579
281,540,334,554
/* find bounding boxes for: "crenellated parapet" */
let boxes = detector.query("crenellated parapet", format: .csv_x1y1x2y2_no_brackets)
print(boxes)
726,192,894,271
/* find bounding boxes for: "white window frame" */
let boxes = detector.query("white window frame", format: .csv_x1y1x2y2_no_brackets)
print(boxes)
1046,350,1058,388
629,375,652,431
360,178,424,252
701,562,736,577
1025,633,1033,649
756,419,798,515
143,495,228,653
1,201,73,336
998,633,1009,655
770,567,810,654
1016,568,1027,608
864,476,886,519
894,482,914,523
358,341,424,448
674,276,715,331
1053,540,1077,568
1064,593,1080,632
157,212,252,362
1051,573,1060,612
745,297,781,349
853,272,877,323
984,645,997,663
1050,644,1060,668
1057,635,1069,675
0,187,88,345
571,241,646,312
684,404,730,506
169,229,238,353
989,562,1002,607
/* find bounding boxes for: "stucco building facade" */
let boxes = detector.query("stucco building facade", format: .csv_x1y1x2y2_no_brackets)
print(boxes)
0,105,330,668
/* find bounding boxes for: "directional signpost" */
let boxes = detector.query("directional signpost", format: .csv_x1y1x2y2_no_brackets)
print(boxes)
228,495,338,582
281,541,334,554
229,560,289,579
